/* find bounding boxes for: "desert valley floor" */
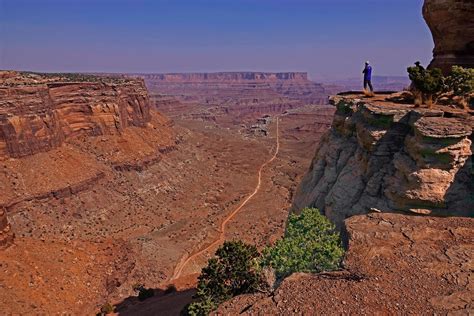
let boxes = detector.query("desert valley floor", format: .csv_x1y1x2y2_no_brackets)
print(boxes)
0,71,334,314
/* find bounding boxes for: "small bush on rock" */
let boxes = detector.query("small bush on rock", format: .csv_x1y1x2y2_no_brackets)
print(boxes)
445,66,474,109
407,62,445,106
262,207,344,279
182,297,216,316
182,211,344,314
182,241,268,315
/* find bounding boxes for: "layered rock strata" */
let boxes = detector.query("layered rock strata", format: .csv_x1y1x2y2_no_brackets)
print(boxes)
0,207,14,249
140,72,309,82
293,94,473,226
140,72,329,105
423,0,474,73
0,71,175,218
0,71,151,159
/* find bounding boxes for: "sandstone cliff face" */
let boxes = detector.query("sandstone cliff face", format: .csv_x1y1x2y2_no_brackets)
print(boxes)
0,207,14,249
217,213,474,314
0,72,151,159
292,94,473,226
0,71,179,312
423,0,474,72
0,71,173,249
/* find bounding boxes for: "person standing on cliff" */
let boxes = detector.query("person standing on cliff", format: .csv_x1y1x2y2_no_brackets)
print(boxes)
363,61,374,96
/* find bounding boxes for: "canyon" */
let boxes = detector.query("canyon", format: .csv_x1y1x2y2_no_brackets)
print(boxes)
141,72,411,124
1,0,473,313
118,90,474,315
139,71,331,127
1,71,472,314
0,71,334,314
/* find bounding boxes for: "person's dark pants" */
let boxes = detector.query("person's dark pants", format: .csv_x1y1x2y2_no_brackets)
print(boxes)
364,79,373,92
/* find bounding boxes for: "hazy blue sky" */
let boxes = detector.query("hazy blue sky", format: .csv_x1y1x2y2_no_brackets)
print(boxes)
0,0,433,80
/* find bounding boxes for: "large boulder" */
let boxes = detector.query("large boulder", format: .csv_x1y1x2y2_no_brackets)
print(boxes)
423,0,474,73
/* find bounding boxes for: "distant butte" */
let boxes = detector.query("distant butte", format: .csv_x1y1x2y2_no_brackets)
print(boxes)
0,69,333,314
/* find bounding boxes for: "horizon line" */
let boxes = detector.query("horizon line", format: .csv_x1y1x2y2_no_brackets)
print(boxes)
1,68,410,82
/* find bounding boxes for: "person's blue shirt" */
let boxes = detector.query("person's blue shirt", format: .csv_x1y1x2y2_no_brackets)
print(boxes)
363,65,372,81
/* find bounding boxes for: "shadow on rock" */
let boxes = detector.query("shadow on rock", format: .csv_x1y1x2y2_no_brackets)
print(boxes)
114,287,196,316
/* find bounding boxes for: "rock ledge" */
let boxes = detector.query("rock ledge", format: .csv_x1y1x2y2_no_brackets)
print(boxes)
292,93,473,225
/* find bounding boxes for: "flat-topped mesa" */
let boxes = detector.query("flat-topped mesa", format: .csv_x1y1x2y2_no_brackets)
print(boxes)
0,71,152,159
0,207,14,249
139,72,309,82
141,71,328,107
423,0,474,73
292,93,473,226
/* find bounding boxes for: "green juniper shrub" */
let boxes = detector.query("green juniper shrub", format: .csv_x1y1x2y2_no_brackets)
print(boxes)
407,62,445,106
445,66,474,109
182,211,344,315
182,241,267,315
182,296,216,316
262,207,344,279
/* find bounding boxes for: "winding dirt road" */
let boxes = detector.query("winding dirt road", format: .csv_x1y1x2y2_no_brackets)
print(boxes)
171,117,280,281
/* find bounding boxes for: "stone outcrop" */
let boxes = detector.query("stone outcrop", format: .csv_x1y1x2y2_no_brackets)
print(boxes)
423,0,474,73
292,93,473,226
217,213,474,314
0,207,14,249
0,71,151,159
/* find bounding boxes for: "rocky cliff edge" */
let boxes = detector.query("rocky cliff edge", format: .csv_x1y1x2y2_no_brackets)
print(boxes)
216,213,474,314
292,93,473,226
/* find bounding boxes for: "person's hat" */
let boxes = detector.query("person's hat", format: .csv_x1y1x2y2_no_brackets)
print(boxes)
365,61,370,64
